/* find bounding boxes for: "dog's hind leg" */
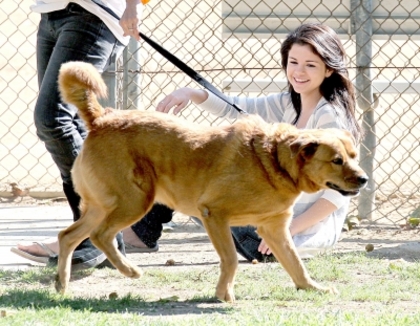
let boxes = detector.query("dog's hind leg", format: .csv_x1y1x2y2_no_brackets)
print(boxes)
55,203,106,294
257,221,337,294
89,199,153,279
202,217,238,303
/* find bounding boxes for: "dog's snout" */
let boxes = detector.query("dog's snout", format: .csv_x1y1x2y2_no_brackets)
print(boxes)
357,175,368,186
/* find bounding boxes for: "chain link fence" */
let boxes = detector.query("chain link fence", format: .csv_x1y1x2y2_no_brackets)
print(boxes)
1,0,419,227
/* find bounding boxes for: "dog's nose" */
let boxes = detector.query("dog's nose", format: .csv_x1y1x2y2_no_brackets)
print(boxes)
358,175,369,186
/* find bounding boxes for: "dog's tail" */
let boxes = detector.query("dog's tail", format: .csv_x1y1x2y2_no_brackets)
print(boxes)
58,61,108,130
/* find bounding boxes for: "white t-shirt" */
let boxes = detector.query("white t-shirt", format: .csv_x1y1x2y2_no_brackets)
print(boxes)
31,0,143,45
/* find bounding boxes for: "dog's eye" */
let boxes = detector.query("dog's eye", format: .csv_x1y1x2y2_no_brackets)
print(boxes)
332,158,343,165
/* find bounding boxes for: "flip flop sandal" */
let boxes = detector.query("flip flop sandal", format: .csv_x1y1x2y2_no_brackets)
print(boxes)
10,242,57,264
190,216,204,228
124,242,159,254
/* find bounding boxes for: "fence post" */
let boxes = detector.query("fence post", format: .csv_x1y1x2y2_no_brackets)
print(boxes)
352,0,376,220
101,60,117,108
123,38,142,110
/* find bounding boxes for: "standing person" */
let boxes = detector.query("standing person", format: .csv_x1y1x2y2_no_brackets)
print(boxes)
11,0,173,268
146,22,362,261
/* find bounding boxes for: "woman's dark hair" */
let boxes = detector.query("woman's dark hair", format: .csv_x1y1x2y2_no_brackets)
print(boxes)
280,23,362,142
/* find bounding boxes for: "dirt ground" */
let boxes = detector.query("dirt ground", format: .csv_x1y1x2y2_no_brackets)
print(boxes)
1,195,419,315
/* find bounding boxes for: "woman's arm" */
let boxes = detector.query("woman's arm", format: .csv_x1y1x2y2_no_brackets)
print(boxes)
156,88,289,123
289,198,337,236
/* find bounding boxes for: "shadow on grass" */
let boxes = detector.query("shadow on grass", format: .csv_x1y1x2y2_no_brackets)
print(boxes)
0,266,97,286
0,289,232,316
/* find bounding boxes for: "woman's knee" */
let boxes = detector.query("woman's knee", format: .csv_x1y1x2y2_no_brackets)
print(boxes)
34,109,52,142
231,226,266,262
34,100,82,143
231,225,260,242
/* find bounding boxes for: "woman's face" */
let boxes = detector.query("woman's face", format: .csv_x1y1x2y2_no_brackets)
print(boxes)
286,43,332,98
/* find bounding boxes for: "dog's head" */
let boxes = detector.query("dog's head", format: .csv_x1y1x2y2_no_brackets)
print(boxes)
289,128,368,196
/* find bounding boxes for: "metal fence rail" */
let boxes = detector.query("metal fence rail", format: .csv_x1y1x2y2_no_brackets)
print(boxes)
1,0,419,227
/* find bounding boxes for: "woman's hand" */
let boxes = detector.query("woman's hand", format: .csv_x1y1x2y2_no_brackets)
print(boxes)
156,88,191,114
156,88,208,114
258,239,272,255
120,0,141,41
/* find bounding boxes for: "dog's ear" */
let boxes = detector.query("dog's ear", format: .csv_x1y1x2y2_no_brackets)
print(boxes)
290,137,319,160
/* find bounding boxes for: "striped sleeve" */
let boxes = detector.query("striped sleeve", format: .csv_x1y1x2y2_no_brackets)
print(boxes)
198,91,293,123
311,103,349,130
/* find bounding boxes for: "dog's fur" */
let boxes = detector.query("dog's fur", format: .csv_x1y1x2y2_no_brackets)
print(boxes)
55,61,367,302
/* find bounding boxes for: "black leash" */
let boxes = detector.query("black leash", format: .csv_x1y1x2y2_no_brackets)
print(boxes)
90,0,246,114
138,32,247,115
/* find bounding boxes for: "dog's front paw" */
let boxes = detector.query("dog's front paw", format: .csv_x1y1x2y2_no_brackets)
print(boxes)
325,285,339,295
312,282,338,295
216,287,236,303
297,281,338,295
125,266,143,279
54,273,67,294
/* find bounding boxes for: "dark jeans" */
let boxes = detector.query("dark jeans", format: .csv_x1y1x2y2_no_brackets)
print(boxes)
34,4,127,267
231,226,273,262
131,204,174,248
189,218,271,263
132,212,272,261
34,3,124,190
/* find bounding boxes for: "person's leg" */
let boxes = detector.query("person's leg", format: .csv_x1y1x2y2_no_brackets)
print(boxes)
35,5,123,185
179,218,272,262
14,14,62,257
17,4,125,269
127,204,174,249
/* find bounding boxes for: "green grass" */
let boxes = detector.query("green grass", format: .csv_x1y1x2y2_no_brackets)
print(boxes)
1,253,419,325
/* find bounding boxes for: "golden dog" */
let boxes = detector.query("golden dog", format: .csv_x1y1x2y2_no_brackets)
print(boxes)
55,61,367,302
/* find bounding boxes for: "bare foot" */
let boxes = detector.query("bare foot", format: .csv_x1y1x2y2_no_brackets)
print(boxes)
17,238,59,256
122,227,148,248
